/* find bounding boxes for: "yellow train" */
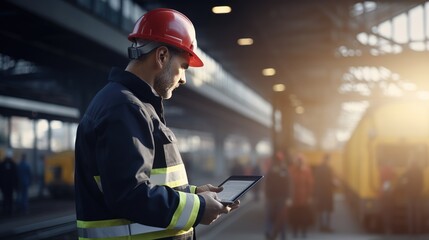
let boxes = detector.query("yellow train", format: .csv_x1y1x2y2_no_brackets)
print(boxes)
44,150,75,198
342,100,429,231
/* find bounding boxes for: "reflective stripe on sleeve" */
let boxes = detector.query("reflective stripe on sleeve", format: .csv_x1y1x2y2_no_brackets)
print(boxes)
150,163,189,188
190,185,197,194
77,219,193,239
167,192,200,230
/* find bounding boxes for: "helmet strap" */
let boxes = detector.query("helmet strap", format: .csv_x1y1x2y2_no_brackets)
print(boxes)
128,41,162,59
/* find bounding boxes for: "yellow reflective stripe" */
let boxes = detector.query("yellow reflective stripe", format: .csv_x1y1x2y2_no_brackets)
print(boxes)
167,191,186,229
167,192,200,230
93,176,103,192
150,164,189,188
77,219,131,228
184,194,200,230
79,236,128,240
150,163,184,174
131,228,192,240
190,185,197,194
175,193,193,229
165,179,188,188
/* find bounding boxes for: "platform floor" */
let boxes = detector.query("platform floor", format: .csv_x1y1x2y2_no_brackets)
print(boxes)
1,188,428,240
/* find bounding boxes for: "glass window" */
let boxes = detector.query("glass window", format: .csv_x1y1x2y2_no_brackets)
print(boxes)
377,143,427,167
409,6,425,41
392,13,409,44
10,116,34,149
51,121,76,152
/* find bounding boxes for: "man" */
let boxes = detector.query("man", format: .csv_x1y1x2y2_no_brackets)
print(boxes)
264,150,290,240
314,153,334,232
403,153,423,235
74,8,238,240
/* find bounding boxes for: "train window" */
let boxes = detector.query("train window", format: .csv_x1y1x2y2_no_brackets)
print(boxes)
376,144,427,167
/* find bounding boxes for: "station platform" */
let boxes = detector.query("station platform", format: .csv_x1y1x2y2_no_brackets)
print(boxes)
198,192,429,240
1,187,429,239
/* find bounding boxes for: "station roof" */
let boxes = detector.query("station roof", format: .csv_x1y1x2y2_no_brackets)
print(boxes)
1,0,428,147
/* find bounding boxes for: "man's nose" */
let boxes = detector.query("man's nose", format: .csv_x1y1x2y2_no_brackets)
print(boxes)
180,71,187,84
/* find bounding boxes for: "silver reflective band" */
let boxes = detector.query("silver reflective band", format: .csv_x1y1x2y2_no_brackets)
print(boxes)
175,193,195,229
129,223,164,234
78,222,166,238
78,224,130,238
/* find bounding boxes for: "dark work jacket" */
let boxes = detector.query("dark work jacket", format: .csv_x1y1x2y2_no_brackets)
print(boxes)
74,68,205,240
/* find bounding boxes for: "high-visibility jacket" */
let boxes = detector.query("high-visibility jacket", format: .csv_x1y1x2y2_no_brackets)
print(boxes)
74,68,205,240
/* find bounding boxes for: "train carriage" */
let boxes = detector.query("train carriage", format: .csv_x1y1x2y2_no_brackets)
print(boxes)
343,100,429,231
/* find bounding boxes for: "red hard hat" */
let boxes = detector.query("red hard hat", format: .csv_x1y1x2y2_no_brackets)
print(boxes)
128,8,204,67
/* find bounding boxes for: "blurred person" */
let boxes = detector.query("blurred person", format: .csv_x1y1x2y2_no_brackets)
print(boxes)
74,8,239,240
37,154,45,198
402,152,423,235
378,159,395,235
264,150,290,240
0,149,18,216
288,154,314,238
314,153,334,232
17,153,32,214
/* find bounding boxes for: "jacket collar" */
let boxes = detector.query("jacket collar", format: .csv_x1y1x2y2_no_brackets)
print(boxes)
108,67,165,122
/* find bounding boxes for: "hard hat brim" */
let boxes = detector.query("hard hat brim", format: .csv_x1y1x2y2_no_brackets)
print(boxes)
189,52,204,67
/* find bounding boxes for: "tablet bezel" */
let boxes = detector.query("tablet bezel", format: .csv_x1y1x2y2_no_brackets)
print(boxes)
217,175,264,205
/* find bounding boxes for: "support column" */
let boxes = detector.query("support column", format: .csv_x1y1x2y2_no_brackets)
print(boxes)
280,103,295,151
7,116,11,148
271,93,281,153
32,119,39,179
47,120,52,153
213,131,227,178
248,137,260,166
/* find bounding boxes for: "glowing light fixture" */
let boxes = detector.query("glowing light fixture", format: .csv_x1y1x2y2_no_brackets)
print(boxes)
295,106,305,114
212,6,231,14
237,38,254,46
262,68,276,76
273,84,286,92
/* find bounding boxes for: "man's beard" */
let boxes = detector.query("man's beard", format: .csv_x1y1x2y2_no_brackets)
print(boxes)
154,59,174,99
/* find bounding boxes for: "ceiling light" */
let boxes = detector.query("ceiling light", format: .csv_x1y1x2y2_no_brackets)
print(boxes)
212,6,231,14
237,38,253,46
273,84,286,92
295,106,305,114
262,68,276,76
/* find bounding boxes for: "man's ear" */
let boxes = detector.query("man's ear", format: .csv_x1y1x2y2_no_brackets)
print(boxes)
155,46,169,68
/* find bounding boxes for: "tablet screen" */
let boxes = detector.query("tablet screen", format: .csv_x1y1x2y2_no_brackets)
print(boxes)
217,176,263,204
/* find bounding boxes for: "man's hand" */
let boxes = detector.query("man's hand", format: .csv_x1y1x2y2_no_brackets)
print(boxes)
197,184,241,225
196,184,223,194
198,191,228,225
225,200,240,212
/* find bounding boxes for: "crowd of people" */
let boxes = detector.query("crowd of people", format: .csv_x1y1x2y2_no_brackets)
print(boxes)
263,151,336,239
261,149,427,239
379,152,425,235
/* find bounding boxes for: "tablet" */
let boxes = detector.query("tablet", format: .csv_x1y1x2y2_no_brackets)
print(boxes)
217,175,264,206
